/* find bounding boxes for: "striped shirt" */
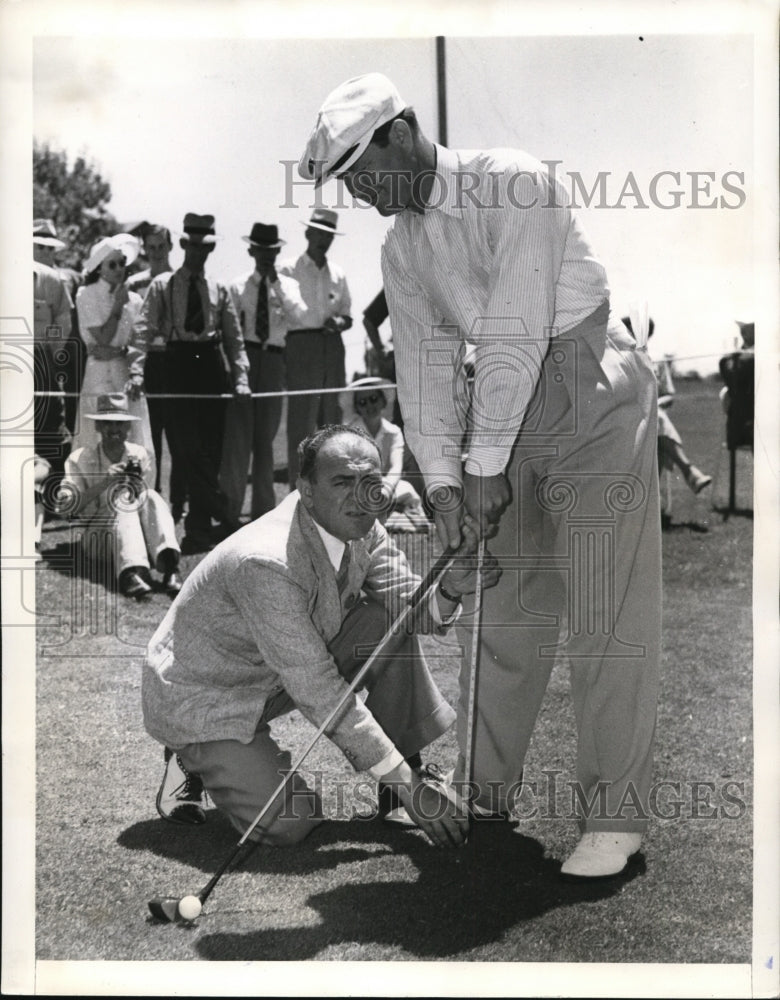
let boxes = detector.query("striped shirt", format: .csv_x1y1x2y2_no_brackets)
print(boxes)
382,144,609,487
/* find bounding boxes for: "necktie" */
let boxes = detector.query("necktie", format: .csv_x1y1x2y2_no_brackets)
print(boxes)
336,543,351,596
185,275,205,335
255,278,269,344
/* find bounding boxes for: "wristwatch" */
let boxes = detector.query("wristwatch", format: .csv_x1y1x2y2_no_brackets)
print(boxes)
438,579,462,604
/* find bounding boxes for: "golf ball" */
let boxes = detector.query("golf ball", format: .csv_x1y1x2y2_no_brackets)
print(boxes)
178,895,202,921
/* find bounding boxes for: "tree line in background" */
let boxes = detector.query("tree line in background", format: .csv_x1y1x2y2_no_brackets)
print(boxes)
33,140,120,270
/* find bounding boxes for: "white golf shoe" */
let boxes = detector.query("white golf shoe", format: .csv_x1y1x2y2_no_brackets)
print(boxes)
560,831,642,879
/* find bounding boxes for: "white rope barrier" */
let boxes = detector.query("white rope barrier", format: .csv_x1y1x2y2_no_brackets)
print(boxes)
33,384,397,400
32,351,739,400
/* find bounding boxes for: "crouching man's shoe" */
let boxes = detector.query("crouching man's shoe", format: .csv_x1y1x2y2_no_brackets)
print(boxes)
560,831,642,880
156,748,207,825
119,567,152,599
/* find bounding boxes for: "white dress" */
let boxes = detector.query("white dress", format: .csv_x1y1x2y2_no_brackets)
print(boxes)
73,280,156,482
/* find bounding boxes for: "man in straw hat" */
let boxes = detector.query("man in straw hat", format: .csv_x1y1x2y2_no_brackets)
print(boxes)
299,72,662,879
220,222,310,522
58,392,181,598
142,213,250,554
279,208,353,485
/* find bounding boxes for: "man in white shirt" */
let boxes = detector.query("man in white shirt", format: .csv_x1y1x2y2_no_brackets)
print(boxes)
298,73,662,880
221,223,309,521
279,209,352,485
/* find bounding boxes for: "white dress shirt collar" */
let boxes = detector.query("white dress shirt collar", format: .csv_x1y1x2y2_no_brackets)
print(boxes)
312,519,346,571
428,143,465,219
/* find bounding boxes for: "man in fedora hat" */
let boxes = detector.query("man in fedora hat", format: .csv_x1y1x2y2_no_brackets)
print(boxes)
220,222,310,522
59,392,181,598
279,208,353,485
299,72,662,880
141,213,250,554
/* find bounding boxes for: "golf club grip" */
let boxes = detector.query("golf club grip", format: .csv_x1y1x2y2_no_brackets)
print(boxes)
235,544,458,847
463,538,485,796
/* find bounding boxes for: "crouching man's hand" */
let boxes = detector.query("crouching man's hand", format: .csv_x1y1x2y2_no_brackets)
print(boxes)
382,763,469,847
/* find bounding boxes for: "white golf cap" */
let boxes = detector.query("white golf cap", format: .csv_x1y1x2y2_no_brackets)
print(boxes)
298,73,406,188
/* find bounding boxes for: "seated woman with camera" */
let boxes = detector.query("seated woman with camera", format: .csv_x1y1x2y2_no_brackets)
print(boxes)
58,393,181,599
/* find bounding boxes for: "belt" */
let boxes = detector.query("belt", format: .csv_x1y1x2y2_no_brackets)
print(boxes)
166,338,223,349
245,342,284,354
287,327,325,335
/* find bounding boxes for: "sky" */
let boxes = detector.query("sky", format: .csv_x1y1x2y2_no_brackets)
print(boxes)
31,30,758,375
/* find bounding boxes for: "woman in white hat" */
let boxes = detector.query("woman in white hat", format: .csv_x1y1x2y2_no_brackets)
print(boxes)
71,234,155,481
343,376,427,528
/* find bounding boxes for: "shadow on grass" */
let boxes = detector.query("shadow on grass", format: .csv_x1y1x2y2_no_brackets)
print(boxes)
711,505,754,522
661,519,711,534
119,816,645,960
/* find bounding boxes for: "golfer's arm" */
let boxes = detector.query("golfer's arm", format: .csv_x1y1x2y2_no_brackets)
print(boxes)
229,561,397,770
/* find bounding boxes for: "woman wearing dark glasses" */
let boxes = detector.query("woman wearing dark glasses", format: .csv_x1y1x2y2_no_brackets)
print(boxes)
72,234,155,475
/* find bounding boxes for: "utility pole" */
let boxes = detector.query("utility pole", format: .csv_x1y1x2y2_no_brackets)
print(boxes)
436,36,448,146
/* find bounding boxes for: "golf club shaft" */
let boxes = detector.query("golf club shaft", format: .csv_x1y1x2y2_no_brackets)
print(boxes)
463,538,486,808
195,544,458,906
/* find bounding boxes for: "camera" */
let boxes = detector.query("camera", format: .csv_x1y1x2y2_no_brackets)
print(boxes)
123,457,143,479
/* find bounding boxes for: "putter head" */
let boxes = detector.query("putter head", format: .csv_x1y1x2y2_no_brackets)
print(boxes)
148,896,190,924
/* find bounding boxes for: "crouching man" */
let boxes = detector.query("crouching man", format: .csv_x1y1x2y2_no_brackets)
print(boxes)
142,425,499,847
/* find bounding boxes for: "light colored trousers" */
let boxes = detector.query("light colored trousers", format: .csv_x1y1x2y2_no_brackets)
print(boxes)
179,598,456,846
220,348,284,521
80,488,180,577
458,302,662,833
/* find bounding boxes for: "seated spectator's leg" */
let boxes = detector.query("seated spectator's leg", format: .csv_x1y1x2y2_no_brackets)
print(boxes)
329,598,456,760
79,516,120,587
34,455,52,547
136,488,181,571
113,508,152,581
178,692,324,847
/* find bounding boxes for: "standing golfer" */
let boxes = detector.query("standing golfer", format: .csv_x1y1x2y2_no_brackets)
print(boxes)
143,425,498,848
299,73,662,878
